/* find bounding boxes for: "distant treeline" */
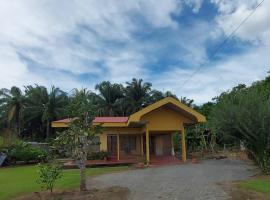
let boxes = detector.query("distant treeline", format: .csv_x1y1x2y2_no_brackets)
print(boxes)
0,78,195,140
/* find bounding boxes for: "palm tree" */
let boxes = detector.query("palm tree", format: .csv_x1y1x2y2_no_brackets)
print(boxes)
124,78,152,114
180,97,194,107
0,86,25,134
67,88,97,118
149,90,164,103
149,90,178,103
94,81,124,116
24,85,67,139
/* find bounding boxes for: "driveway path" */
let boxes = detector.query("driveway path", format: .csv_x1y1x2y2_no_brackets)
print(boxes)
88,159,254,200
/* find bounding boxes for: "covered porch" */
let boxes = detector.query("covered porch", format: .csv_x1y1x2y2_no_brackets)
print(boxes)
107,131,187,165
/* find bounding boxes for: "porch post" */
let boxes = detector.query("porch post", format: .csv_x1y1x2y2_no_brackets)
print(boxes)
145,125,150,165
171,133,175,156
181,129,187,162
117,134,120,161
140,134,144,157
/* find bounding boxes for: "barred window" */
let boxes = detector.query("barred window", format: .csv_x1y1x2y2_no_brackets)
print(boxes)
121,135,136,153
89,136,100,152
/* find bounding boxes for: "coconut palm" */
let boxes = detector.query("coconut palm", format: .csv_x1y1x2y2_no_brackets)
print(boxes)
180,96,194,107
124,78,152,114
67,88,97,118
94,81,124,116
24,85,67,139
0,86,25,134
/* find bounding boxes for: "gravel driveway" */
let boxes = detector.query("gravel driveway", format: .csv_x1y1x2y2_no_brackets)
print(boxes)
88,159,254,200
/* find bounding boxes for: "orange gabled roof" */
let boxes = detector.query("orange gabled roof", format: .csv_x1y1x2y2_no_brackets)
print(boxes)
128,97,206,125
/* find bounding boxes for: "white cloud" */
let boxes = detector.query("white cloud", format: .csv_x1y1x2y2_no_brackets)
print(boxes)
153,44,269,104
184,0,204,13
154,0,270,104
0,0,182,89
213,0,270,42
0,0,269,104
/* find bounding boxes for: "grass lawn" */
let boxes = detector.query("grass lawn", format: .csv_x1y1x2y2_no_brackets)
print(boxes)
239,177,270,198
0,165,130,200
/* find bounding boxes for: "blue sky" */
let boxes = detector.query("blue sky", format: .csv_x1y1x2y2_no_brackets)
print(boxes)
0,0,269,103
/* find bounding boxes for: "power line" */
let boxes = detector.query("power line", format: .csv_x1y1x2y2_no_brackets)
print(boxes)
179,0,265,89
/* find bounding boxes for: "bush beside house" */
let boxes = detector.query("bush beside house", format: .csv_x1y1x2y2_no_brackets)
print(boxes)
0,141,48,165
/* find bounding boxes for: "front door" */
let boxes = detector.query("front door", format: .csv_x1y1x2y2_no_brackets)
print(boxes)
150,136,155,154
107,134,117,156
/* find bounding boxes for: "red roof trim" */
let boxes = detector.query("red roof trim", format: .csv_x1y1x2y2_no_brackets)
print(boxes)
93,117,129,123
53,117,129,124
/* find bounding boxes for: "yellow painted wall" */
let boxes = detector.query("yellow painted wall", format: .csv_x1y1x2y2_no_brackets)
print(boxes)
51,122,69,128
141,106,192,131
99,134,107,151
103,128,143,134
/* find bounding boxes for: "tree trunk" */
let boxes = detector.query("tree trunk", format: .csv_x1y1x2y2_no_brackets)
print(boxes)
79,161,87,191
46,120,50,139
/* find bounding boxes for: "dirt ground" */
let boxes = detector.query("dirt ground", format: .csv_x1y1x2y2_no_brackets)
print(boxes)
14,186,129,200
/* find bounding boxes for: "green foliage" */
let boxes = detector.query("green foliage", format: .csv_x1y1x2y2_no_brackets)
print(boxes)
54,109,102,191
239,178,270,197
209,77,270,174
0,79,190,142
1,141,47,164
87,151,108,160
37,161,63,193
0,87,24,134
95,81,124,116
0,136,3,147
173,133,181,152
24,85,68,139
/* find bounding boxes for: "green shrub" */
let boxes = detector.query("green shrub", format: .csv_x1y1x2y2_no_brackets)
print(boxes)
37,161,63,193
87,151,108,160
0,136,3,148
2,142,48,164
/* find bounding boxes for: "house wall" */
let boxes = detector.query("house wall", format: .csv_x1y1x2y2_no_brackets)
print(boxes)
141,106,192,131
99,133,107,151
98,128,143,152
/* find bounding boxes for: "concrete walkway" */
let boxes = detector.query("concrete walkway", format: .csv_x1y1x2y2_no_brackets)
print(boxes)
88,159,254,200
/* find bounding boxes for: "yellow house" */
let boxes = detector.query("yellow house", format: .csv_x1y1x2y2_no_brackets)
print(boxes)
52,97,206,165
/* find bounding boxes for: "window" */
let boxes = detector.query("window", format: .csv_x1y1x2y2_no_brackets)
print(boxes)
88,136,100,152
121,135,136,153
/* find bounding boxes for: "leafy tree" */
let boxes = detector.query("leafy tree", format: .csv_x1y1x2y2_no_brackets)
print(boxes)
209,78,270,174
54,97,102,191
194,102,215,119
55,116,102,191
24,85,67,139
37,161,63,194
0,87,25,134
